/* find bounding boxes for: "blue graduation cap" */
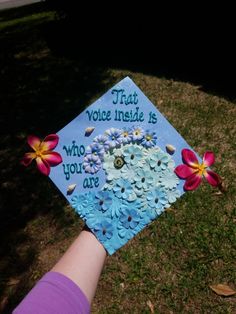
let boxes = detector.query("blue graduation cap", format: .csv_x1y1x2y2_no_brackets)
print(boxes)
46,76,201,254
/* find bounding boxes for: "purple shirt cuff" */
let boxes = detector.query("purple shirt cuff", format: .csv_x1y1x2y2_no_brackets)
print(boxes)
13,271,90,314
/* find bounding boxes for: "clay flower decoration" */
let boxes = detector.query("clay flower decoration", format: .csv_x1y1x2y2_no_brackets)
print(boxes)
175,149,221,191
21,134,62,176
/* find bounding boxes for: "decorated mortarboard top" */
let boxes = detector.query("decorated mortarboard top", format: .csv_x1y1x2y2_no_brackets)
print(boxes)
22,77,221,255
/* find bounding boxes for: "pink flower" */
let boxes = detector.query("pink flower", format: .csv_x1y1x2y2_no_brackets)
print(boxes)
175,149,220,191
21,134,62,176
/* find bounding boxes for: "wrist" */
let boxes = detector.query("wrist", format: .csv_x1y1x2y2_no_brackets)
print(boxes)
80,226,107,258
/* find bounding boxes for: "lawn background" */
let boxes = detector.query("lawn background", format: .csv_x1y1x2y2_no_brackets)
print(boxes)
0,3,235,313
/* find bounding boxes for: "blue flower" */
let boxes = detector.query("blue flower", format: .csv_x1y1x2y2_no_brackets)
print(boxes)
150,169,164,186
133,187,143,197
141,205,157,222
141,130,157,148
71,192,95,218
119,207,140,229
146,187,168,212
148,151,170,172
159,169,179,189
131,126,144,141
94,190,113,212
117,207,143,240
113,178,133,200
166,189,181,203
93,219,113,242
117,224,134,240
83,154,102,174
120,127,132,144
120,165,137,183
93,134,110,151
125,198,143,210
86,143,105,160
105,128,122,148
123,145,143,165
110,195,122,217
134,168,154,190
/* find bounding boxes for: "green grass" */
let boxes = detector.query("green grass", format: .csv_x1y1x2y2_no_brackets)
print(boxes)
0,3,235,313
0,11,55,31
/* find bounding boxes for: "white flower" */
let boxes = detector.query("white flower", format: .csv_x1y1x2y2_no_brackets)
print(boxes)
166,189,181,203
159,169,179,189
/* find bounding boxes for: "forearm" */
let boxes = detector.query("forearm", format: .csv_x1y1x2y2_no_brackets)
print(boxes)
51,228,107,304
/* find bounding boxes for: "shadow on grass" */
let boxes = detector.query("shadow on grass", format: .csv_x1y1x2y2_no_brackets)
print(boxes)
0,5,114,311
43,1,235,102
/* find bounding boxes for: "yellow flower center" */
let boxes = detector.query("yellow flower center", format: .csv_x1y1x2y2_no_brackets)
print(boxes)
197,163,207,176
35,148,44,158
146,135,152,141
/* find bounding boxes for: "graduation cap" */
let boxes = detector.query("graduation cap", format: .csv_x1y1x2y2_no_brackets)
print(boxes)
22,77,221,254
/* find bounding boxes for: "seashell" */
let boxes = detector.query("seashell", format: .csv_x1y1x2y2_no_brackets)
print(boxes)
85,127,95,137
67,184,76,195
166,144,176,155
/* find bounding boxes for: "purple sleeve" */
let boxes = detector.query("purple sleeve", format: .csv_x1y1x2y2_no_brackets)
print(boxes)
13,271,90,314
